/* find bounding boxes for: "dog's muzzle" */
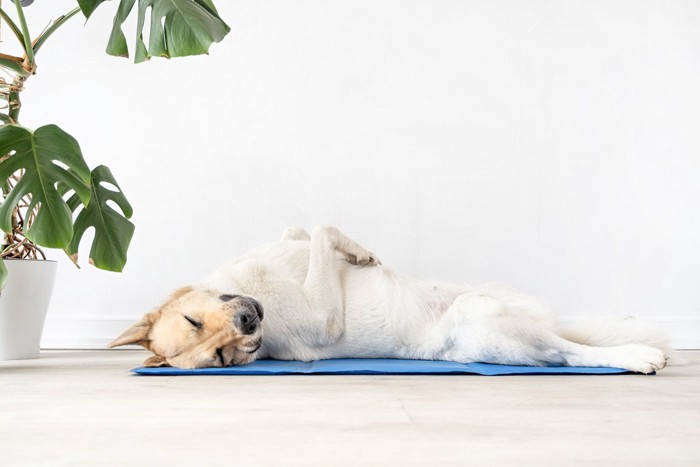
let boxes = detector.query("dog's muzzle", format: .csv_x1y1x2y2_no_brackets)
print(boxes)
233,297,264,335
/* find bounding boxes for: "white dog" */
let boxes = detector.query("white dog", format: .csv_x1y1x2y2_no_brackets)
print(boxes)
110,225,670,372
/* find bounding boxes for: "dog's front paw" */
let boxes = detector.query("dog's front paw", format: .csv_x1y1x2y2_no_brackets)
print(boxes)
346,251,382,267
615,344,669,374
282,227,311,241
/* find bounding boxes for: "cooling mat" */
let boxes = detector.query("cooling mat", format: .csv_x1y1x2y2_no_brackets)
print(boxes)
132,358,638,375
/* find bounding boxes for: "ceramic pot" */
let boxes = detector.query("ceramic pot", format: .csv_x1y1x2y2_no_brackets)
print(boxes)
0,259,57,360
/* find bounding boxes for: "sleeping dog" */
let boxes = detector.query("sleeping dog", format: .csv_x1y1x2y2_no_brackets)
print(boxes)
110,225,670,372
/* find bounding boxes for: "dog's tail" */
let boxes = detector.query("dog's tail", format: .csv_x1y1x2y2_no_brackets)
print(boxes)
558,316,685,365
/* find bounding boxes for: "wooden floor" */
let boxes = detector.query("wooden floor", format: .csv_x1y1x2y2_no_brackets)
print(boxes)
1,350,699,466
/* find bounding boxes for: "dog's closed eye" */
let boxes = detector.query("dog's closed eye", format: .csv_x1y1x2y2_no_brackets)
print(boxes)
183,315,203,329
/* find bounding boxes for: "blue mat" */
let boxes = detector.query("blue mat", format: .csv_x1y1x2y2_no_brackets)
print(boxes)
132,358,637,376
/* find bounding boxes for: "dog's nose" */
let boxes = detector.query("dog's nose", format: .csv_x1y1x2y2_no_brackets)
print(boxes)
239,296,264,321
250,298,264,320
234,309,260,335
228,296,264,321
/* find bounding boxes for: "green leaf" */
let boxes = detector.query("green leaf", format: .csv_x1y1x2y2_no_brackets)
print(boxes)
77,0,111,19
0,125,91,248
64,165,134,272
105,0,137,58
103,0,230,62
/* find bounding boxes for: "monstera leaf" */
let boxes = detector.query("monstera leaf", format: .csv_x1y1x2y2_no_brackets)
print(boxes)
64,165,134,272
0,124,91,248
77,0,108,18
78,0,230,63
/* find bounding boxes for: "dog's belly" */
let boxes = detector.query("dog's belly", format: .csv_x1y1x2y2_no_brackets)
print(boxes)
261,265,463,361
317,269,433,359
303,311,408,360
257,266,412,361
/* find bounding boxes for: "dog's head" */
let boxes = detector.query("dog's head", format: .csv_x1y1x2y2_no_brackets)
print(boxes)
109,287,264,369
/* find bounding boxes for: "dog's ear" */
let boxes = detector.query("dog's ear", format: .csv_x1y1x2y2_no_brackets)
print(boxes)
142,355,170,368
107,287,192,350
170,286,194,301
108,311,159,349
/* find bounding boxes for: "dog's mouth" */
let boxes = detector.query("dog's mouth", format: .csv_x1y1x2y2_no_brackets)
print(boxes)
239,338,262,354
245,343,262,354
243,342,262,353
224,339,262,366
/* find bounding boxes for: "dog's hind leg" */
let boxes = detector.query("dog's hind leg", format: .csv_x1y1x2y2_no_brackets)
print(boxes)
302,225,380,345
429,293,668,373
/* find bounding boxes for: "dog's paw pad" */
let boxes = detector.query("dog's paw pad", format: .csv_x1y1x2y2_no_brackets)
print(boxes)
346,252,381,267
366,253,382,266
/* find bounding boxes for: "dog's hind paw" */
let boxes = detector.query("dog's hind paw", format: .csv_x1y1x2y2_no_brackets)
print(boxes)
615,344,669,374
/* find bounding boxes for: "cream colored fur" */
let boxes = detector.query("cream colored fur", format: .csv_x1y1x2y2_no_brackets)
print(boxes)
112,226,670,372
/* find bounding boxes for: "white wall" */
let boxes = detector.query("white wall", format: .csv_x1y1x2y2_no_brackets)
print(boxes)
16,1,699,348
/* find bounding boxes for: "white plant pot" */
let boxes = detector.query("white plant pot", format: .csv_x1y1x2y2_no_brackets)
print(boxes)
0,259,57,360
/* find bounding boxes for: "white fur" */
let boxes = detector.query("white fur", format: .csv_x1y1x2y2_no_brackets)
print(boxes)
197,226,669,373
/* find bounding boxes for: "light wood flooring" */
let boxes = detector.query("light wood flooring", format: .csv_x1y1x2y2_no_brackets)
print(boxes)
1,350,699,466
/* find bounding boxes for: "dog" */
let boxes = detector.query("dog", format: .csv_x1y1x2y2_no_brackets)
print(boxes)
110,225,670,372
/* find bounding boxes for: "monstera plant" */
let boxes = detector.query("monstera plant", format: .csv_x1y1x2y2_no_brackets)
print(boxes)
0,0,229,286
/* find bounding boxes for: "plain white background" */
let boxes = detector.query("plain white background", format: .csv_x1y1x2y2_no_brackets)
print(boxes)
11,1,699,347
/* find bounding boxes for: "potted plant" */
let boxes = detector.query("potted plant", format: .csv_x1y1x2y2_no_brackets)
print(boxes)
0,0,229,359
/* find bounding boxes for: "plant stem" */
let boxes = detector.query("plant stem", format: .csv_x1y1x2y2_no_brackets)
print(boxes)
0,2,43,258
7,74,25,122
33,7,81,55
12,0,34,73
0,6,24,46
